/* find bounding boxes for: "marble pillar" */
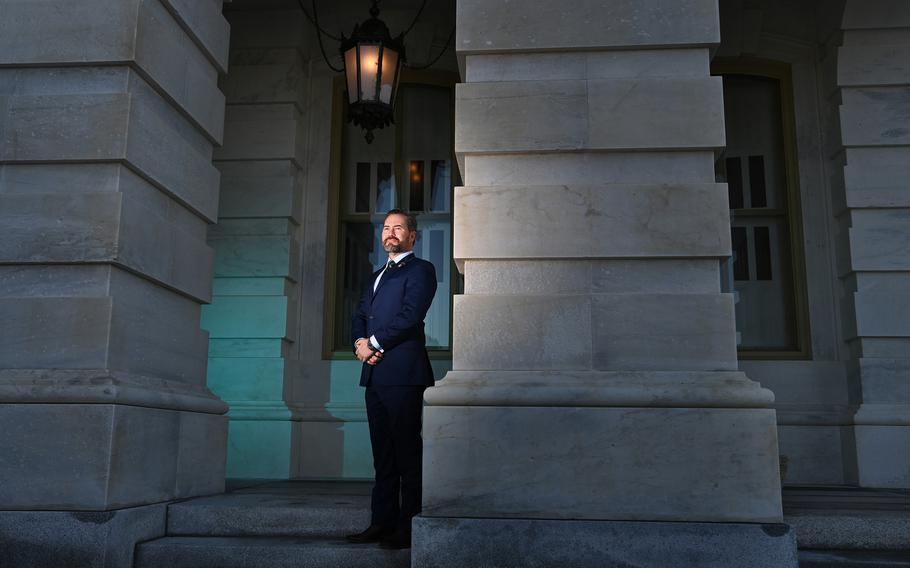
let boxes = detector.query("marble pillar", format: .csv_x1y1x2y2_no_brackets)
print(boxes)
412,1,797,566
0,1,230,566
837,0,910,488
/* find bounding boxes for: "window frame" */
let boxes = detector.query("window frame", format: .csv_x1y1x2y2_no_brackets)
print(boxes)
712,57,812,360
322,70,460,360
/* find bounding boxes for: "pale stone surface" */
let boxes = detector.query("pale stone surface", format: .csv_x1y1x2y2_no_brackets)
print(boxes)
842,0,910,29
462,152,716,186
425,370,774,409
844,147,910,208
0,504,166,568
854,426,910,487
0,404,224,509
777,425,850,486
848,209,910,271
454,184,731,260
216,161,303,221
838,44,910,86
464,259,720,295
456,0,720,53
455,77,725,152
591,293,738,371
840,86,910,147
413,517,797,568
422,405,783,522
215,104,305,164
464,49,710,82
160,0,231,72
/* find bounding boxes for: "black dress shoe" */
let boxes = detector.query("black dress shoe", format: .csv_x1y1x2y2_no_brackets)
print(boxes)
378,530,411,550
346,525,391,543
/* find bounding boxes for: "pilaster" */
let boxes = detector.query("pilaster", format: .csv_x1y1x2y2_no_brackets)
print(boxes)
414,0,796,565
837,0,910,488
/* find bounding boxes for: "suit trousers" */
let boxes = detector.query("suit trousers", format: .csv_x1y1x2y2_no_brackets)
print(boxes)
365,385,426,531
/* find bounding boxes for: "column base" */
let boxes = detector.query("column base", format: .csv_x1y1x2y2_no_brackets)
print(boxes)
412,516,798,568
0,504,166,568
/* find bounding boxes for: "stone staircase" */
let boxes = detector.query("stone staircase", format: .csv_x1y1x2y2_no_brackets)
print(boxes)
134,481,409,568
134,482,910,567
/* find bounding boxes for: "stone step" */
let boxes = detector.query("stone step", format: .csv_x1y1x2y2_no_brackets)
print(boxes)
800,551,910,567
167,481,372,537
134,536,409,568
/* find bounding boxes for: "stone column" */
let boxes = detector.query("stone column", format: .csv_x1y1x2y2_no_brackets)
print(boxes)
836,0,910,488
412,1,797,566
0,1,230,565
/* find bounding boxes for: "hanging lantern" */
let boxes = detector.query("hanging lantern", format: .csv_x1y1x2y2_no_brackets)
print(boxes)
340,1,406,143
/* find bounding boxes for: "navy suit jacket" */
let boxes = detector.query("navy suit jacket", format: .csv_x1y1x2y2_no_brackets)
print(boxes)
351,254,437,387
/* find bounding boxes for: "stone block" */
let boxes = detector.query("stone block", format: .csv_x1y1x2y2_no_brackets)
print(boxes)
464,259,719,295
777,425,850,485
855,425,910,487
455,77,725,153
0,0,137,64
207,357,288,400
214,104,304,163
422,405,783,522
220,58,307,109
0,297,112,369
465,49,710,82
844,147,910,207
210,235,300,278
298,420,373,480
413,517,797,568
456,0,720,53
838,44,910,87
462,151,716,186
208,338,287,358
216,160,303,221
126,72,221,222
201,296,290,339
160,0,231,72
226,9,309,51
452,295,592,371
848,209,910,270
455,184,730,260
0,192,122,262
0,92,131,160
842,0,910,30
855,358,910,403
225,419,292,479
0,265,112,298
592,293,738,371
175,411,227,499
854,287,910,338
850,337,910,358
0,504,166,568
840,87,910,147
135,0,225,142
107,269,209,384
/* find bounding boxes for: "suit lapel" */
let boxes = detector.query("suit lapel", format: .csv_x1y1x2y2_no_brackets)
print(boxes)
371,256,413,301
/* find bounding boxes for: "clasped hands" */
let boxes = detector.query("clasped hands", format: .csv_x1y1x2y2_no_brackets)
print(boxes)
355,338,383,366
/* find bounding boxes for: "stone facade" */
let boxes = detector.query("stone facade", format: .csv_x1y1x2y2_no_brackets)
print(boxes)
1,0,910,566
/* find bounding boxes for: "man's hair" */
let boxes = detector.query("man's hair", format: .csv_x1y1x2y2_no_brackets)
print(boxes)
384,209,418,232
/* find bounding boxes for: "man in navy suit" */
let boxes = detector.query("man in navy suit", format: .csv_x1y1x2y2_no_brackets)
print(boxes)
346,209,437,550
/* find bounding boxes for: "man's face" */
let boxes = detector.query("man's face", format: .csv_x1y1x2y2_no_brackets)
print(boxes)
382,214,416,254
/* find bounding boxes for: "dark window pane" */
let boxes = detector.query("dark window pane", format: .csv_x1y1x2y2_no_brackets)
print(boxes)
726,157,744,209
754,226,772,280
409,160,425,211
355,162,371,213
430,160,450,212
732,227,750,281
749,155,768,208
429,229,445,283
376,162,394,212
336,222,377,347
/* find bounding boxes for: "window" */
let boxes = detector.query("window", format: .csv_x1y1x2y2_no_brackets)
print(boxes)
330,80,458,353
713,61,810,357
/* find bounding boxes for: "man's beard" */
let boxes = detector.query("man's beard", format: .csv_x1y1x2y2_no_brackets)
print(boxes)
383,239,403,253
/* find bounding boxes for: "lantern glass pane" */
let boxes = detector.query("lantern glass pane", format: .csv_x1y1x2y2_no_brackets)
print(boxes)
358,44,381,102
344,47,358,104
379,48,399,104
